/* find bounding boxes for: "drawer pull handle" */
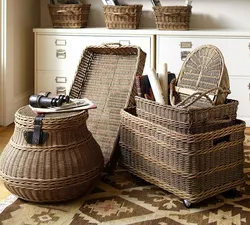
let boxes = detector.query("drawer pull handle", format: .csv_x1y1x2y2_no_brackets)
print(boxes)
55,76,67,83
56,49,66,59
181,51,190,61
55,39,67,46
56,87,67,95
180,42,192,48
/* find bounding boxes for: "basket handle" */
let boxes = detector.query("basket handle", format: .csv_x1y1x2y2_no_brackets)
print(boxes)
111,12,136,16
57,9,74,14
103,43,122,47
163,12,187,16
170,79,231,108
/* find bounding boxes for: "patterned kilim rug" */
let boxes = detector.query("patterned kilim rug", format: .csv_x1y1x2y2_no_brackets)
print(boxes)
0,135,250,225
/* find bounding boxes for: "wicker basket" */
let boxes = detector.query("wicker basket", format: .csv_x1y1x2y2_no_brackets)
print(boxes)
171,45,230,107
0,106,104,202
48,4,91,28
69,44,146,167
119,107,245,204
103,5,143,29
153,5,192,30
136,96,238,134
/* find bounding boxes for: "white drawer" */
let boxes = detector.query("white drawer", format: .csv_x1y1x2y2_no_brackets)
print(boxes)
157,36,250,76
228,76,250,124
35,71,76,96
36,34,153,74
36,35,86,72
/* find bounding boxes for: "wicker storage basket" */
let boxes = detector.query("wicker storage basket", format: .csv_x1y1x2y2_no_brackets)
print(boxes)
0,106,104,202
135,96,238,134
119,107,245,204
69,44,146,167
171,45,230,108
153,5,192,30
48,4,91,28
103,5,143,29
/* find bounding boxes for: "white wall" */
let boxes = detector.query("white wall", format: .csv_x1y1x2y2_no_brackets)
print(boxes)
0,0,40,125
41,0,250,29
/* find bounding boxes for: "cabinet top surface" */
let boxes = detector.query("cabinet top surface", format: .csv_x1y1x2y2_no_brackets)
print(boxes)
33,28,250,37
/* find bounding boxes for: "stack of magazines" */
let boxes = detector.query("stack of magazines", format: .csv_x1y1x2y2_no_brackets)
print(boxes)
29,98,96,114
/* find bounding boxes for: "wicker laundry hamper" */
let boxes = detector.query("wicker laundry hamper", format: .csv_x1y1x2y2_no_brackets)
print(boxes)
69,44,146,168
170,45,230,108
153,5,192,30
0,106,104,203
103,5,143,29
119,107,245,206
135,96,238,134
48,4,91,28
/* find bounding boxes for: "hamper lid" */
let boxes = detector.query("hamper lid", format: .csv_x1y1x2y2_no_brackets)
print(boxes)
175,44,230,106
69,44,146,168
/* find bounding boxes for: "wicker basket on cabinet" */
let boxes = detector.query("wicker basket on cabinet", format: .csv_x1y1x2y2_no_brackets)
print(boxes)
48,4,91,28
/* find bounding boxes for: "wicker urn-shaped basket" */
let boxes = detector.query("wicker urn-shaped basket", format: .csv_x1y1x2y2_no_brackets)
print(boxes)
0,106,104,202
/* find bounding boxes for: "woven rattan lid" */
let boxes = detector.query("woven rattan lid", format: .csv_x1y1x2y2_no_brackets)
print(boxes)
15,106,88,129
176,45,230,106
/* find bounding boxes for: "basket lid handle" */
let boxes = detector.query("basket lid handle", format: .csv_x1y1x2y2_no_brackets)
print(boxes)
170,79,231,108
103,43,122,47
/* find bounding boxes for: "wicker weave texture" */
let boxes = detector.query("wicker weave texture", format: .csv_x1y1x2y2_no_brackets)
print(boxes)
153,6,192,30
119,108,245,203
0,106,104,202
135,96,238,134
69,44,146,166
48,4,91,28
103,5,143,29
173,45,230,107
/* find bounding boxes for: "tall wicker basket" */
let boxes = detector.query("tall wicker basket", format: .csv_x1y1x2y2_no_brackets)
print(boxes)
0,106,104,202
119,107,245,205
153,5,192,30
103,5,143,29
48,4,91,28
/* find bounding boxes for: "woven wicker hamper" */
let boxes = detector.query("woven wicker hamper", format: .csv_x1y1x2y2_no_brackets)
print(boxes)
103,5,143,29
153,5,192,30
69,44,146,168
48,4,91,28
0,106,104,202
119,107,245,206
135,96,238,134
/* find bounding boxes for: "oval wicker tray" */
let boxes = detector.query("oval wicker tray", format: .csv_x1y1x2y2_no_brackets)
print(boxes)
171,44,230,107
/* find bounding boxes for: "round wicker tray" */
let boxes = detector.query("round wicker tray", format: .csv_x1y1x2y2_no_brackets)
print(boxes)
172,44,230,107
0,106,104,202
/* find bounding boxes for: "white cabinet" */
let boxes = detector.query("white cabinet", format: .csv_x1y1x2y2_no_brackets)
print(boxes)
156,36,250,76
34,29,155,96
156,33,250,126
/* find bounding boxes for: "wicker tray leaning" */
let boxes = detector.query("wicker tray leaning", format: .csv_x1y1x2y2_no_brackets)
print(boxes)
170,44,230,108
69,44,146,168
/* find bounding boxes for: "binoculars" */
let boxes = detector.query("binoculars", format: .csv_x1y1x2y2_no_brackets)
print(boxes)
29,92,70,108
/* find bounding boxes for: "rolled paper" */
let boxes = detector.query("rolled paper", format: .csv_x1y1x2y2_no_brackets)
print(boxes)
148,68,165,105
158,63,169,105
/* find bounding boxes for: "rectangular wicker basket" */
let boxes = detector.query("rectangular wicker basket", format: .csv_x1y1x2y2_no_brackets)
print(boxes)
135,96,239,134
153,5,192,30
119,107,245,203
69,44,146,168
48,4,91,28
103,5,143,29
